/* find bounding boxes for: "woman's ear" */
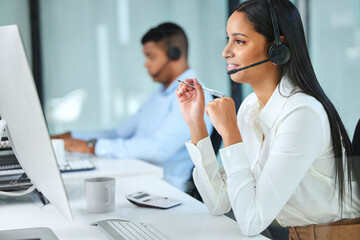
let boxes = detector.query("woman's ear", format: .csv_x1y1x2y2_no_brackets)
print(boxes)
280,35,287,44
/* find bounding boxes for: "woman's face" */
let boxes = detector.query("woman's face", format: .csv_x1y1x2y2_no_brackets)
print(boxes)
223,11,272,84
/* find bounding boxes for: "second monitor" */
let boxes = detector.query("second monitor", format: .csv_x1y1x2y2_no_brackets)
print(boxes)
0,24,73,221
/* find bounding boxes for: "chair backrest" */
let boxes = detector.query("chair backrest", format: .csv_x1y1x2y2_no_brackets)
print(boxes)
210,128,222,156
353,119,360,156
186,126,222,201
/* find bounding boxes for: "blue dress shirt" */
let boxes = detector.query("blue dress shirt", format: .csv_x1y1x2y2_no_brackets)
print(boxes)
72,69,213,190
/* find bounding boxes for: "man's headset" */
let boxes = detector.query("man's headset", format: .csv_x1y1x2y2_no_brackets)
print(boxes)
151,28,182,77
159,28,181,61
227,0,291,75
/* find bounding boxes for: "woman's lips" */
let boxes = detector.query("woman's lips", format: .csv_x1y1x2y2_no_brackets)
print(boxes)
227,63,239,72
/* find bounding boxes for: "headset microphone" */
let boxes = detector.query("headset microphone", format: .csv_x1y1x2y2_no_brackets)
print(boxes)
151,27,182,78
151,59,170,78
227,58,271,75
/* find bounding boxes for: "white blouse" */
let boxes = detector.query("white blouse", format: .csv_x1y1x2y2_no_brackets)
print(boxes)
185,77,360,236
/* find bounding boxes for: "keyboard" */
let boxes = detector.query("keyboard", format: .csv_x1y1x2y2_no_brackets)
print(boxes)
58,158,95,172
0,152,95,176
0,138,11,150
0,152,24,176
94,219,169,240
0,172,32,191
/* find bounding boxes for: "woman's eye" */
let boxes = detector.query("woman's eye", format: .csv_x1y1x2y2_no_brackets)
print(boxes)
225,36,245,45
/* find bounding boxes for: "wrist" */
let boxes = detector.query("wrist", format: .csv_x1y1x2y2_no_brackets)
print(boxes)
222,130,242,147
188,120,208,145
86,139,97,154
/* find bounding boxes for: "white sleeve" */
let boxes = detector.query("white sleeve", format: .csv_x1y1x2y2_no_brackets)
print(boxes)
185,136,231,215
220,106,325,236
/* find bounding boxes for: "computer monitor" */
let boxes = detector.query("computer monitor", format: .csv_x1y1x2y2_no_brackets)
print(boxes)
0,25,73,221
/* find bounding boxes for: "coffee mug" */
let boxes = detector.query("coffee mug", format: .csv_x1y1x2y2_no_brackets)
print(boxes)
84,177,116,213
51,139,65,164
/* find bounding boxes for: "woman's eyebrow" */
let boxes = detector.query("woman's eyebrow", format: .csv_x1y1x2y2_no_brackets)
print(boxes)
231,32,248,38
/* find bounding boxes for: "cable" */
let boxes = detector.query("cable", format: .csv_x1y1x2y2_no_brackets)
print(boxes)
0,185,36,197
0,172,36,197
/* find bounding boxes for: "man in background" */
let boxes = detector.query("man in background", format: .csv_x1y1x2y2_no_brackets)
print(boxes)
53,22,213,191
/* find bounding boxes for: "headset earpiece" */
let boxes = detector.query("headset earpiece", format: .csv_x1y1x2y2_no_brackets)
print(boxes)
268,43,290,65
168,45,181,60
268,0,290,66
158,28,181,61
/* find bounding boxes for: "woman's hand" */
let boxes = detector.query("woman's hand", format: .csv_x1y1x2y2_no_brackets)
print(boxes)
176,77,208,144
205,97,242,147
176,78,205,125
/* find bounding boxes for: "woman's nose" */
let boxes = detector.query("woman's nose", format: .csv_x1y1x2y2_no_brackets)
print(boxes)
222,42,234,59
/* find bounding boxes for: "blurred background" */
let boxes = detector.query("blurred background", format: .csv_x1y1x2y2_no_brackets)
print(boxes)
0,0,359,140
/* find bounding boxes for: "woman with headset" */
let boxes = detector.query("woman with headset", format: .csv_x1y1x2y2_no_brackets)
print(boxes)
176,0,360,239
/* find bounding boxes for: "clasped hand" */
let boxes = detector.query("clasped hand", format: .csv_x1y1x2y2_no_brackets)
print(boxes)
176,78,242,147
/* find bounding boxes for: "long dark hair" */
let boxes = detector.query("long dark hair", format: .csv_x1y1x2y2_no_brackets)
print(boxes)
236,0,360,211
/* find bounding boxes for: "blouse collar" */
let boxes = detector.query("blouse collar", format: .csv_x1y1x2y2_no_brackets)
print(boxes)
244,76,297,140
258,76,296,129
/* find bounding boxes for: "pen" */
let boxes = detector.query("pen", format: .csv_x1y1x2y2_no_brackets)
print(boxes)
177,80,225,98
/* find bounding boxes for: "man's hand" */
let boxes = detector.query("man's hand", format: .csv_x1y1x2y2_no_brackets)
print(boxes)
64,138,95,154
51,131,72,140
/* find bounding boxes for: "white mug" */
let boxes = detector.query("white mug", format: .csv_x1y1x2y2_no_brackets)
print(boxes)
84,177,116,214
51,139,65,164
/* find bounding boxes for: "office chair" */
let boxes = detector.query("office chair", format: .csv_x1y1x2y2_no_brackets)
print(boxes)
185,126,222,202
352,118,360,156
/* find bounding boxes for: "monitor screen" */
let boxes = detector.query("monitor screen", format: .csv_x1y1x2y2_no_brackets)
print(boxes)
0,25,73,221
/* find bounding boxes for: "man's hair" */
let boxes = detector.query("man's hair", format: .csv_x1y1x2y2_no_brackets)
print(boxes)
141,22,188,60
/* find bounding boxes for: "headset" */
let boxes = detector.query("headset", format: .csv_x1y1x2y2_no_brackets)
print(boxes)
158,28,181,61
267,0,290,65
227,0,290,75
151,27,182,77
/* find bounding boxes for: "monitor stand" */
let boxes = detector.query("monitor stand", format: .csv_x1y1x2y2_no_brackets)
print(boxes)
34,188,50,205
0,227,59,240
1,119,48,205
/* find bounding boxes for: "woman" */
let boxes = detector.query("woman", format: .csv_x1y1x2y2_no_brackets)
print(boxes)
176,0,360,238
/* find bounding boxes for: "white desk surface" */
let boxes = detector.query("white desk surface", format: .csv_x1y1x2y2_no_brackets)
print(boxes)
61,157,164,181
0,159,268,240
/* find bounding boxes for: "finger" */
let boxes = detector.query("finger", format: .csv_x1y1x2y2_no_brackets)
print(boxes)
205,104,215,117
193,77,204,100
184,78,194,84
63,139,72,151
184,78,201,92
205,106,210,116
175,89,183,97
183,85,195,92
178,82,194,93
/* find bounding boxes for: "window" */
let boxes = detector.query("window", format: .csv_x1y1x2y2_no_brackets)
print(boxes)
309,0,360,138
39,0,228,133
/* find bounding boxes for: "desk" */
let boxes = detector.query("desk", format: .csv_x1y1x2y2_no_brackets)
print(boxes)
0,159,268,240
62,157,164,181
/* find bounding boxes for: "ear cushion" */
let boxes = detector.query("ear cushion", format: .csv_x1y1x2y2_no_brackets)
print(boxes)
168,46,181,60
268,43,290,65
